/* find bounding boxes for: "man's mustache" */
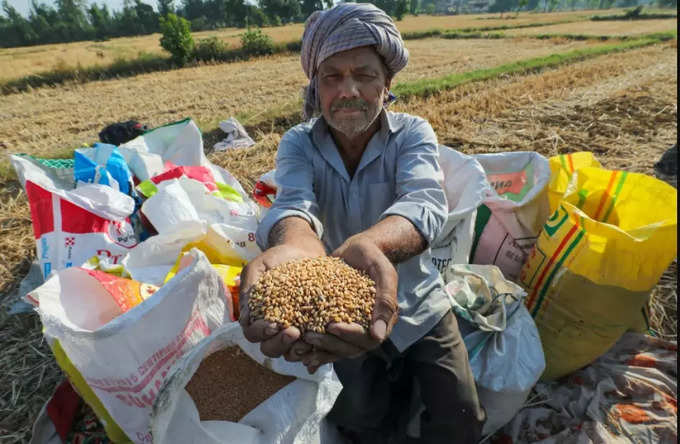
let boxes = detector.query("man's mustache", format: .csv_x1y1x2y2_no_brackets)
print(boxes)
331,99,368,112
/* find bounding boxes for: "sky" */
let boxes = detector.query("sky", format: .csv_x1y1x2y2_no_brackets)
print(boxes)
7,1,158,17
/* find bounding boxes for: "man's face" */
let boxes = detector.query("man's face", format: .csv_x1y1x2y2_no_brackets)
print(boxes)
317,46,390,139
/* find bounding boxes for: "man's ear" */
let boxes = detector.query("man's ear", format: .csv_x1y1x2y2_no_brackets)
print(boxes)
384,77,392,95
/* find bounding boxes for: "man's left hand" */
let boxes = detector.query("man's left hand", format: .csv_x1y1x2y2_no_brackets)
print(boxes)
300,235,399,373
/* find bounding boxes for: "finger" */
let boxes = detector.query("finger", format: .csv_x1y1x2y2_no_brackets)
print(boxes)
370,261,399,342
238,303,250,330
304,331,365,358
283,341,314,362
326,322,379,351
243,319,280,343
259,326,300,358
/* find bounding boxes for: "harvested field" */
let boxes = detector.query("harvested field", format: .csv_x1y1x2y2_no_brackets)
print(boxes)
0,38,604,169
395,42,677,162
505,18,677,37
0,17,676,444
0,10,600,82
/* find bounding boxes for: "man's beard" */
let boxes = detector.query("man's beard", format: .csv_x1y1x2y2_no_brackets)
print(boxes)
326,97,382,139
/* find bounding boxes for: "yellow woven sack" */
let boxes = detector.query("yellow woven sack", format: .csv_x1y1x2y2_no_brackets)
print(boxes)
547,152,602,214
520,167,677,380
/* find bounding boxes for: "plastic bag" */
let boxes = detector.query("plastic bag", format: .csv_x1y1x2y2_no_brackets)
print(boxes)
120,118,248,197
150,322,344,444
430,146,489,272
136,164,243,203
11,154,138,279
442,264,545,436
139,177,259,259
30,249,230,443
547,151,602,214
501,332,677,442
74,144,134,196
520,167,677,380
470,152,551,282
121,221,256,285
252,169,277,214
213,117,256,151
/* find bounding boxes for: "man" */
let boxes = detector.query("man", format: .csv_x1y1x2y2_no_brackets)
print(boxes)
238,3,485,443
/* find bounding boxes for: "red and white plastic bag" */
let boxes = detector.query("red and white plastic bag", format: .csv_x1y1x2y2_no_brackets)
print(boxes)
11,154,138,280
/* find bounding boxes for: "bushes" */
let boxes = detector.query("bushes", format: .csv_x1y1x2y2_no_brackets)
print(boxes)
193,37,229,61
159,13,194,66
240,28,275,57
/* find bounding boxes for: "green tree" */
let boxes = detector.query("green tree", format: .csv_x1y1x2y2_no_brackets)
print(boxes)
158,0,175,16
1,1,37,46
518,0,528,14
134,0,159,33
548,0,559,11
490,0,519,15
88,3,114,40
159,13,194,65
259,0,301,23
29,1,60,43
301,0,324,17
395,0,409,20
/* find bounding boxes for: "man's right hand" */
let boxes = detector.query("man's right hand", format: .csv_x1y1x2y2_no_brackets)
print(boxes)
238,244,321,359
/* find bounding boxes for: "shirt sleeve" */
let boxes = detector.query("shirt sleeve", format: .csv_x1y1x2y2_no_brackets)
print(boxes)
380,118,448,246
255,129,324,250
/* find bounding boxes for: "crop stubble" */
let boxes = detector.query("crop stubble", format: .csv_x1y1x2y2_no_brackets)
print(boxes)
0,9,597,82
0,38,600,164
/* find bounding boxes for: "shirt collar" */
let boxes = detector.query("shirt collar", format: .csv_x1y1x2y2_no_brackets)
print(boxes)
309,109,404,182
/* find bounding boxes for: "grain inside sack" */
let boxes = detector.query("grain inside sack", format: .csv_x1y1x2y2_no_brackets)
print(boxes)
185,346,295,422
248,257,377,333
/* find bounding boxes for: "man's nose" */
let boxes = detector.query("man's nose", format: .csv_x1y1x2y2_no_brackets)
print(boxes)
337,76,360,98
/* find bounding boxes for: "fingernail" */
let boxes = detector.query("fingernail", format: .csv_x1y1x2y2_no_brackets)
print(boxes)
310,359,319,367
295,348,306,356
265,324,279,336
282,333,296,345
374,320,387,341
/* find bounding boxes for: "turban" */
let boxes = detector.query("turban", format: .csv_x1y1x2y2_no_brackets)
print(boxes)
300,3,409,119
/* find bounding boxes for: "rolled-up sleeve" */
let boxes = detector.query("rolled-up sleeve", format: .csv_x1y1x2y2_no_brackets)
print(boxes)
380,118,448,246
256,130,324,250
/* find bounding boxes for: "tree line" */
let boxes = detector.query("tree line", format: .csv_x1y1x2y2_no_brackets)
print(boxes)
0,0,675,48
0,0,413,48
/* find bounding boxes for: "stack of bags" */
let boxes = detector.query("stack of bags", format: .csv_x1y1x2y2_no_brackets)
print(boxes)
16,119,342,444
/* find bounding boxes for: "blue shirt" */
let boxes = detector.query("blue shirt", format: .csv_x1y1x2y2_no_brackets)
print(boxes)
256,110,451,352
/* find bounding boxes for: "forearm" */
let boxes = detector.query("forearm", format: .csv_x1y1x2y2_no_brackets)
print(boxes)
268,216,327,256
351,215,427,264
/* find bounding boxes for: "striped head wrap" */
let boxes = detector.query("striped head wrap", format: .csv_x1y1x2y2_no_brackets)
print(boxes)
300,3,409,119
